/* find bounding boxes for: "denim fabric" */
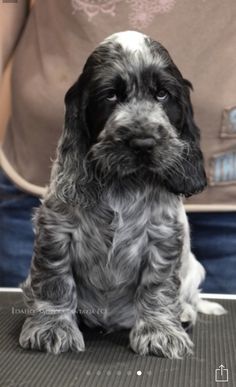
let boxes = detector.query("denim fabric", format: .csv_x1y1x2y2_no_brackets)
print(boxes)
0,169,40,287
187,212,236,294
0,168,235,293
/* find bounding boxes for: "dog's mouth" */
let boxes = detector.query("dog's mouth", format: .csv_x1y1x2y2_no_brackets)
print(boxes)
87,138,184,181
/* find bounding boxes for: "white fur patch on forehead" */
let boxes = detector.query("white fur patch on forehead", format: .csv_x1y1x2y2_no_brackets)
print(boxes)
104,31,147,52
101,30,165,67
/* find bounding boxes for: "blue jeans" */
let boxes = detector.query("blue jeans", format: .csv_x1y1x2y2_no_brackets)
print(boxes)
0,169,40,286
187,212,236,294
0,169,235,293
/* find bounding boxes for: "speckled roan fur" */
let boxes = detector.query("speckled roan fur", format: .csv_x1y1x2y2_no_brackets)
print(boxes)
19,31,226,358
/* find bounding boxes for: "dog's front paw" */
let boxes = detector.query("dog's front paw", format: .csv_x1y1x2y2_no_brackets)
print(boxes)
197,299,227,316
129,320,194,359
19,315,85,354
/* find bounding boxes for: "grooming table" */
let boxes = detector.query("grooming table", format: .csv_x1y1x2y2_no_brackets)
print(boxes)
0,289,235,387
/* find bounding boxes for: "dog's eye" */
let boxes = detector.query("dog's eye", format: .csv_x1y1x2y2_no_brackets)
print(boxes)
156,90,169,102
106,92,117,102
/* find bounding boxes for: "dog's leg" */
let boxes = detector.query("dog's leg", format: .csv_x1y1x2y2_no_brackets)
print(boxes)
19,201,85,354
129,266,193,358
129,213,194,359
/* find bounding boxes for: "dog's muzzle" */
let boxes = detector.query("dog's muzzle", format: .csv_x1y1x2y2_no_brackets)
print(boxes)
88,101,185,178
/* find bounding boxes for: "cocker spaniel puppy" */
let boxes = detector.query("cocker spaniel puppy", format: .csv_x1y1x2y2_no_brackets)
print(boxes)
19,31,226,358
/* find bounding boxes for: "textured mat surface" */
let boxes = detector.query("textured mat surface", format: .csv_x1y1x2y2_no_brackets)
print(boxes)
0,292,235,387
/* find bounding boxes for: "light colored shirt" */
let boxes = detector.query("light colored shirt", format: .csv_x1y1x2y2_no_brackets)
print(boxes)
1,0,236,210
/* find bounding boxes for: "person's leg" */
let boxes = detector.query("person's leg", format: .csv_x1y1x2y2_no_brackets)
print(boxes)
187,212,236,294
0,169,41,287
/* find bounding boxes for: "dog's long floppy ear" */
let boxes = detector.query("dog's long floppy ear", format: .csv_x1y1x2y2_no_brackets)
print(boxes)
52,73,92,206
164,80,207,197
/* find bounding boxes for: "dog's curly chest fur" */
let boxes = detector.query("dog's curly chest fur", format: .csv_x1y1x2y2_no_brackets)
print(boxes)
72,186,182,329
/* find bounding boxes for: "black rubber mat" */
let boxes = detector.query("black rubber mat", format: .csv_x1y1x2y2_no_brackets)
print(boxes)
0,291,235,387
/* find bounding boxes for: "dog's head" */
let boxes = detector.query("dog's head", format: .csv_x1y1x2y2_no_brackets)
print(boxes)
55,31,207,205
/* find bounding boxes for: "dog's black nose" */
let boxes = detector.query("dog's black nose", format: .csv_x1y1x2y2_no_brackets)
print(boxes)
129,137,156,149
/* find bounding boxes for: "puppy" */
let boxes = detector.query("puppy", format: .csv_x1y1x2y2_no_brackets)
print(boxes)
19,31,226,358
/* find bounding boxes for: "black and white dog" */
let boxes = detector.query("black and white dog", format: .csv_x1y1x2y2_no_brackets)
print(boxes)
19,31,226,358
